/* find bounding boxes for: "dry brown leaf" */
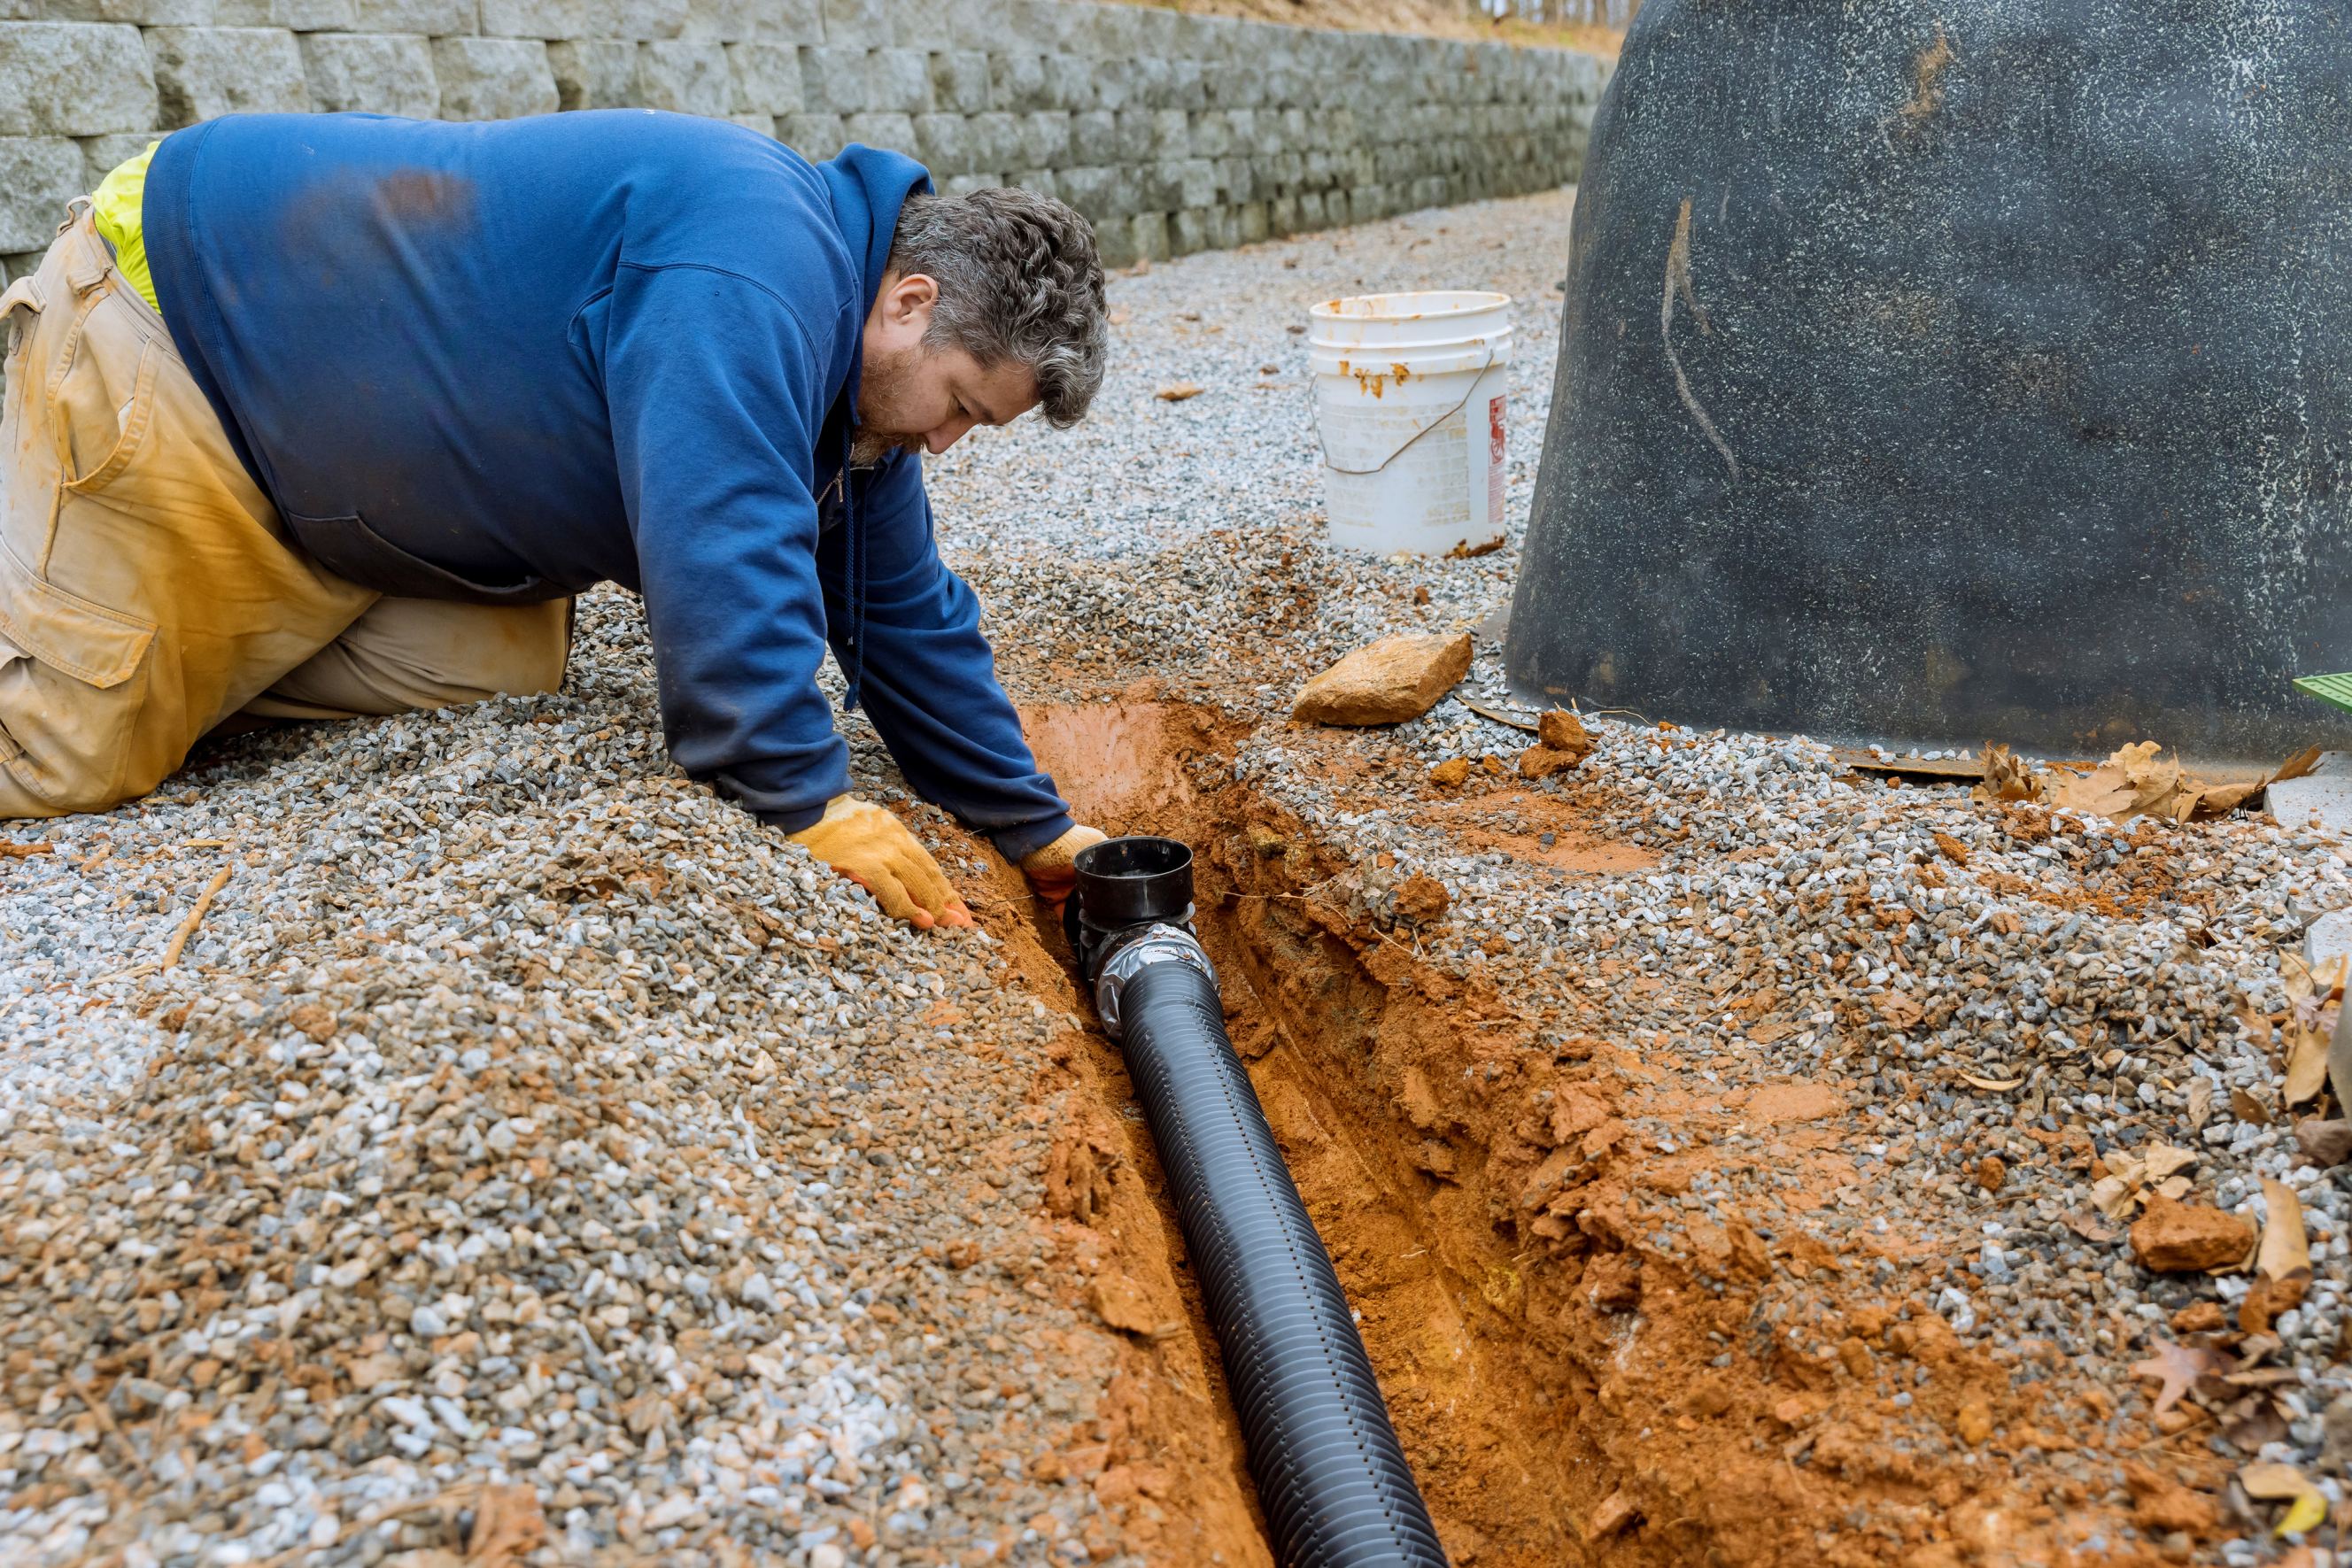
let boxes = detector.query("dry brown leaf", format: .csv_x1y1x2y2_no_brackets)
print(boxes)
2143,1142,2199,1182
1107,307,1132,327
2286,1023,2332,1106
1155,382,1203,402
1975,743,2043,804
2232,1085,2273,1126
466,1485,547,1567
2256,1179,2312,1289
2091,1174,2139,1221
2284,949,2317,1006
1958,1071,2024,1092
2241,1461,2317,1502
2132,1340,2231,1417
2054,740,2183,821
2154,1174,2193,1201
2272,745,2324,784
2187,1078,2215,1127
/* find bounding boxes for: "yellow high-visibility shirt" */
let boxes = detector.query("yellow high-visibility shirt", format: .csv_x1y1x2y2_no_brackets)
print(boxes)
92,141,162,313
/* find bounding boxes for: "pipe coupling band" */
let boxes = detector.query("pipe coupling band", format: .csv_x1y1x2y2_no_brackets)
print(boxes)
1092,923,1216,1039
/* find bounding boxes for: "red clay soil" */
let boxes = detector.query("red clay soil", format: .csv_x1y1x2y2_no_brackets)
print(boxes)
935,698,2193,1568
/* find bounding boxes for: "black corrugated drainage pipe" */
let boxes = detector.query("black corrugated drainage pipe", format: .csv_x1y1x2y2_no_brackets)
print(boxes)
1065,837,1448,1568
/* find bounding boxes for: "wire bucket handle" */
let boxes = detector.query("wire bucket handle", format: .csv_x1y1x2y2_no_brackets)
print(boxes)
1314,343,1499,477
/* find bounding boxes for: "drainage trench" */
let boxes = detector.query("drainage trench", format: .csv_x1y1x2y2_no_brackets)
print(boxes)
980,700,1621,1567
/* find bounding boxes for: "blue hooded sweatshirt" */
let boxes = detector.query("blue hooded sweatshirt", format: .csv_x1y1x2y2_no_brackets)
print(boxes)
141,110,1074,858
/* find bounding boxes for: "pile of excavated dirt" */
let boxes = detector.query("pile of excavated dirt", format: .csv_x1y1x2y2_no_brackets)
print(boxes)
4,183,2347,1568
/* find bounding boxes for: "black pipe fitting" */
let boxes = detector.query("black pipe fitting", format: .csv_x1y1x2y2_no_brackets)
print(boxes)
1068,836,1447,1568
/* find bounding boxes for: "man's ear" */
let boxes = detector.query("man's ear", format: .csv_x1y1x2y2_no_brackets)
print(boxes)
885,272,939,329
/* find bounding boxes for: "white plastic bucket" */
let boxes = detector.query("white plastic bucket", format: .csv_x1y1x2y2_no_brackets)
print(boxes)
1308,290,1513,555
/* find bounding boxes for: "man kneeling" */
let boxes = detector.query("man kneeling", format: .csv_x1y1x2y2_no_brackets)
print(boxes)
0,111,1109,926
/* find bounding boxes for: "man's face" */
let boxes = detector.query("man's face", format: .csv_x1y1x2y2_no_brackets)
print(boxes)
855,271,1041,467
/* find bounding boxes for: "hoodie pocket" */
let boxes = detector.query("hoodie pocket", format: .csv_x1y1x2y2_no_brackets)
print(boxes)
284,510,560,606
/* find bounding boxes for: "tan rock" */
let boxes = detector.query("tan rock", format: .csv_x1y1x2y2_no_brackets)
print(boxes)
1536,708,1592,753
2294,1117,2352,1167
1291,634,1472,725
2130,1196,2255,1272
1519,743,1587,780
1088,1272,1163,1336
1429,756,1471,787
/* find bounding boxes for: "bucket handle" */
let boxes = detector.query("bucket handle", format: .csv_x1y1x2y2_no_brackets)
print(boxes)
1314,344,1498,476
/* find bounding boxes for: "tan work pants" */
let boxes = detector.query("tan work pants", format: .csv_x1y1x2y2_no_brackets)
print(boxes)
0,206,572,819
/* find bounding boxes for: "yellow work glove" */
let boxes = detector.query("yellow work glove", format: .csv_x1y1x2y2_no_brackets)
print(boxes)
1020,824,1109,917
787,795,973,931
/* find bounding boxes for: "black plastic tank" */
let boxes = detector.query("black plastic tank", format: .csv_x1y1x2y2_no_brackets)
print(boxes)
1508,0,2352,761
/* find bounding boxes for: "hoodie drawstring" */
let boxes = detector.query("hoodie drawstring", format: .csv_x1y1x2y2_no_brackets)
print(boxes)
839,416,867,712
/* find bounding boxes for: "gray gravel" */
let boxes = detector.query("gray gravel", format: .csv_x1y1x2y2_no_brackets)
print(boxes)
8,175,2339,1564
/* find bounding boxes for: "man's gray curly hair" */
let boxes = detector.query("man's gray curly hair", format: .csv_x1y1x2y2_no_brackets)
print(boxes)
887,186,1108,428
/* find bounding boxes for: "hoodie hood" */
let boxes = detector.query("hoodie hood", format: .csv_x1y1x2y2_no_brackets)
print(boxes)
817,144,934,321
814,143,932,714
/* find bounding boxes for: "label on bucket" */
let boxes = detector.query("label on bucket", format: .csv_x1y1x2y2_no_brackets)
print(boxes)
1488,395,1506,529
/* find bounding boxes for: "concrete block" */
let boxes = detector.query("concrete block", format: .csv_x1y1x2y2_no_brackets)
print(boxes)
909,110,967,173
940,0,1014,51
1088,212,1134,270
637,39,730,114
1169,205,1210,257
613,0,687,37
1008,165,1052,201
1050,163,1127,225
796,43,866,112
884,0,956,48
1018,108,1066,166
1087,55,1130,112
1041,50,1091,112
1266,190,1296,235
1188,107,1229,158
737,0,816,41
302,31,437,116
926,48,985,113
431,36,556,120
214,0,350,27
865,45,927,112
816,0,882,45
0,23,158,135
679,0,755,42
38,0,213,24
1124,52,1170,109
1130,208,1167,263
0,136,84,251
2305,906,2352,974
1000,0,1069,52
2271,753,2352,831
1077,1,1139,60
840,109,911,153
4,250,45,283
724,40,799,113
1069,107,1110,158
1166,56,1204,112
349,0,470,33
549,36,634,108
778,108,842,158
965,107,1018,169
147,27,307,126
940,170,998,197
76,129,155,185
480,0,611,38
726,110,770,135
987,50,1043,112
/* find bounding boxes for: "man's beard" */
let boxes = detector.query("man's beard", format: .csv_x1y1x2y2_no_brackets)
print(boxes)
848,427,925,467
849,344,925,467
